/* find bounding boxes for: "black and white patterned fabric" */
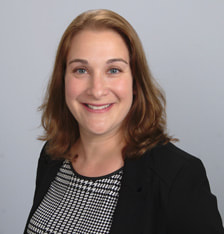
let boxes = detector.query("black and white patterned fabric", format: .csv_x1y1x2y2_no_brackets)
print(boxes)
27,160,123,234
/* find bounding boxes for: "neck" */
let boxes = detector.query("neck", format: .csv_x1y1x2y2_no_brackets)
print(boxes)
71,131,125,177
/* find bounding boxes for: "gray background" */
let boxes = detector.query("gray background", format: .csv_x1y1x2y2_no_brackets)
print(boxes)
0,0,223,233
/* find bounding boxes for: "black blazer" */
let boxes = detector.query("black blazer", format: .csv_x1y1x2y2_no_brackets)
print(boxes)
24,143,224,234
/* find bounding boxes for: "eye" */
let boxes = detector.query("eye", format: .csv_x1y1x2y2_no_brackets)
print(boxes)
72,67,88,77
76,68,87,74
108,68,120,74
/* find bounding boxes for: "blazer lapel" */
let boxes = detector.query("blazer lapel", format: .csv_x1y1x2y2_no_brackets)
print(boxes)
110,154,155,234
29,159,63,221
24,158,63,234
35,159,63,207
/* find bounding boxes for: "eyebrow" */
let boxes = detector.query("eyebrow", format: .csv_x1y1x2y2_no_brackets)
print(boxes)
68,58,128,65
106,58,128,65
68,59,88,65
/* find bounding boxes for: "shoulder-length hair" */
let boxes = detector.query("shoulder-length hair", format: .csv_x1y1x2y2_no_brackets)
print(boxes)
39,9,175,159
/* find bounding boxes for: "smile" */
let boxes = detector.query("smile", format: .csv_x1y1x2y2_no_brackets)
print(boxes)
84,103,112,110
86,104,111,110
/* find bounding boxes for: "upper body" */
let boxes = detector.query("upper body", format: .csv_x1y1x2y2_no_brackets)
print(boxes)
25,9,224,234
24,142,224,234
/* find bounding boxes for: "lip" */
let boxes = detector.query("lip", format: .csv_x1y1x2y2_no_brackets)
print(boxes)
82,103,114,113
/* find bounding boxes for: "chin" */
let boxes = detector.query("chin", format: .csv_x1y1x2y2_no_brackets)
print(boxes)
85,125,120,136
88,128,111,135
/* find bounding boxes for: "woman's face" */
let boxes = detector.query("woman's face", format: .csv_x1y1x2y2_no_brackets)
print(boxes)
65,29,133,138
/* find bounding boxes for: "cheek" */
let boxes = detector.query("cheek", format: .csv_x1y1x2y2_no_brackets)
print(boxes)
115,78,133,101
65,77,80,100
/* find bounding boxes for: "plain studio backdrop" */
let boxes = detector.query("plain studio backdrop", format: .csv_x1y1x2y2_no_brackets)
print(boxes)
0,0,223,233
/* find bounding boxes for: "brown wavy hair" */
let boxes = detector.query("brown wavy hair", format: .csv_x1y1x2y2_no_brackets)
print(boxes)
39,9,175,159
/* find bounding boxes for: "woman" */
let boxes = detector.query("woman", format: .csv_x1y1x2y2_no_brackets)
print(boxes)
24,9,224,233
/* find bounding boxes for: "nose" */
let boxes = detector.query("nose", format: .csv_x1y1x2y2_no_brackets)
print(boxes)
86,73,109,99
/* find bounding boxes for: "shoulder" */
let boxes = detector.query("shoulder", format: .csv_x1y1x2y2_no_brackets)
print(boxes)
38,142,64,165
140,142,206,187
144,144,224,232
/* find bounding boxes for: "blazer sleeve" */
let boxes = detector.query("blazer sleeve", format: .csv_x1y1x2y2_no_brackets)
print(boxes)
167,157,224,234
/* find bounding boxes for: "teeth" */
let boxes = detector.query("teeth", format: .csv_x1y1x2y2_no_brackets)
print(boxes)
87,104,111,110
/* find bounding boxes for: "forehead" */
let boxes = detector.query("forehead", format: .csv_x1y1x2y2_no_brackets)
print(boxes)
67,28,130,60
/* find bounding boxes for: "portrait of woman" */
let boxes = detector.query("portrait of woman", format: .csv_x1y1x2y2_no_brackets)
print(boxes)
24,9,224,234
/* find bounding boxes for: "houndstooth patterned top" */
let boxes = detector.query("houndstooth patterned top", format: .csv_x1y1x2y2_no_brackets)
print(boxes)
27,160,123,234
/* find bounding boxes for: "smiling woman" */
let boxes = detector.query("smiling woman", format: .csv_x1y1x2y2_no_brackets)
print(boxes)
24,9,224,234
